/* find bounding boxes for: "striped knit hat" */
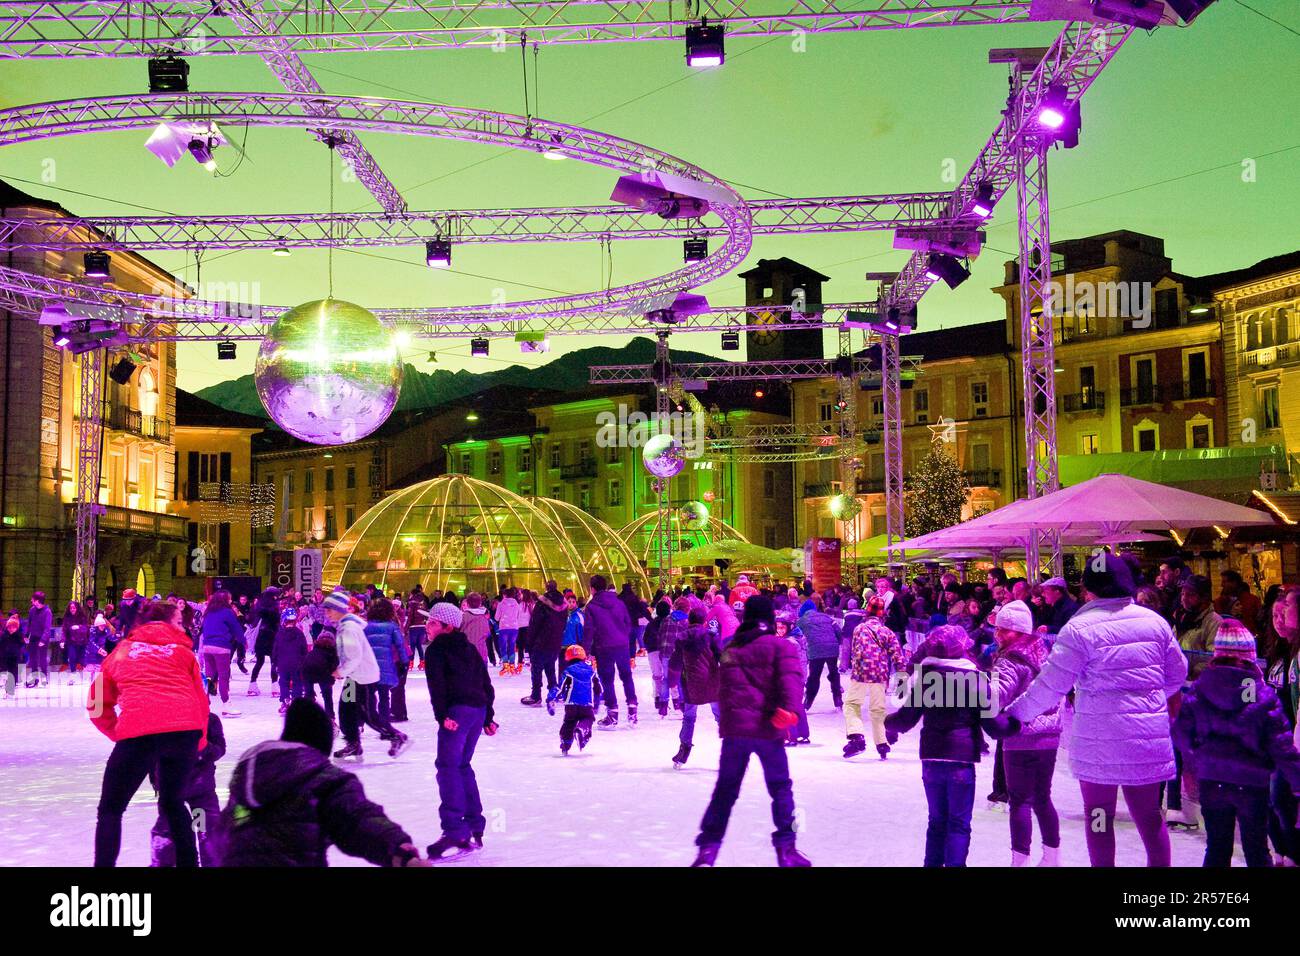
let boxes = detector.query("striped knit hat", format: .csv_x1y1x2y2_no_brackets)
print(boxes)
322,591,353,615
1213,617,1256,659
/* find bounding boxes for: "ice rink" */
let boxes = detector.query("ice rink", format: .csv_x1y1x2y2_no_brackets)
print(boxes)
1,662,1222,867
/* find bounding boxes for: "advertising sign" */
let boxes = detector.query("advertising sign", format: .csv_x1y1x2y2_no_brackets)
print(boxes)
804,537,842,591
269,550,294,591
294,548,323,596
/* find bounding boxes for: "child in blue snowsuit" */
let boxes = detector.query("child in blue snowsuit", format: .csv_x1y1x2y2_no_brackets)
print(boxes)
556,644,602,754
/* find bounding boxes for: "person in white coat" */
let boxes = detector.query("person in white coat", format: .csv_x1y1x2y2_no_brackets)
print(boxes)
1007,553,1187,867
323,590,381,761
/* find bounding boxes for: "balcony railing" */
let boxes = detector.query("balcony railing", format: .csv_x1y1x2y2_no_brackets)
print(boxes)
856,477,886,494
1241,342,1300,370
1060,390,1105,413
862,428,882,445
803,481,838,498
65,503,186,540
104,402,171,442
1167,378,1218,401
559,459,598,479
1120,384,1162,407
963,468,1002,488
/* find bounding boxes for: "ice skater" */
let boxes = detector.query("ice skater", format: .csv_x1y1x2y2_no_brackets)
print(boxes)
556,645,601,754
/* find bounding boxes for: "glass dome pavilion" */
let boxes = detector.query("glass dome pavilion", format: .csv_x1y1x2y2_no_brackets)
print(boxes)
323,474,650,596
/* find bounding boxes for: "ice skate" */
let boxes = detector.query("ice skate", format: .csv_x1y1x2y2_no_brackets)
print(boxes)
561,740,571,755
776,844,812,867
425,834,474,863
1011,850,1030,867
627,703,638,724
220,707,241,718
672,742,692,769
842,734,866,758
278,701,288,715
691,844,719,867
387,732,412,758
577,727,591,750
672,697,684,712
655,696,667,718
597,710,618,729
1037,846,1060,867
876,743,890,760
246,684,261,697
333,741,363,761
546,698,556,716
470,832,484,850
520,695,542,706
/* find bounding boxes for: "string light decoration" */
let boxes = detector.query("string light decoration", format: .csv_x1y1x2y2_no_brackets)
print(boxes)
196,481,277,527
902,440,971,539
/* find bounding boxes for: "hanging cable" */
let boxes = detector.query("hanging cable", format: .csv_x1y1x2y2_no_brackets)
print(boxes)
532,42,540,118
326,137,336,299
520,33,531,123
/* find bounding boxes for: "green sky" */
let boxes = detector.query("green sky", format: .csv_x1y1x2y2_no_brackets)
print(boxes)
0,2,1296,393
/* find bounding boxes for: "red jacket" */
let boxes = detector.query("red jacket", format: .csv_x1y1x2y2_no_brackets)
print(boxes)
88,622,210,749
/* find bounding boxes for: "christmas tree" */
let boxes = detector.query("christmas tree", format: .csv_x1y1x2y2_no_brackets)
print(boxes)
903,440,972,538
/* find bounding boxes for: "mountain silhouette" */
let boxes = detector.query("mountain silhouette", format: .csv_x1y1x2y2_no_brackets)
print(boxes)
194,337,722,420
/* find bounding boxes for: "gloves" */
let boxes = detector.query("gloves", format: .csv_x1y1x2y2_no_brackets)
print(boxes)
771,708,798,730
707,619,720,635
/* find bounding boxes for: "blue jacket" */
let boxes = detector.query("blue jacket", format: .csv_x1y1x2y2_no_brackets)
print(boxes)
200,606,244,653
557,659,601,707
560,610,584,652
798,609,838,660
364,621,409,688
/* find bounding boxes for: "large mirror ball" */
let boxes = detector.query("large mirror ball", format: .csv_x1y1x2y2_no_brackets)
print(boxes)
254,298,404,445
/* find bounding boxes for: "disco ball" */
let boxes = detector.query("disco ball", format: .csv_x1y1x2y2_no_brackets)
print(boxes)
255,298,403,445
680,500,710,530
641,433,686,479
828,493,862,521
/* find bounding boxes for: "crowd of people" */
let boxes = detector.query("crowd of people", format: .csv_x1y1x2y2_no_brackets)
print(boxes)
4,554,1299,868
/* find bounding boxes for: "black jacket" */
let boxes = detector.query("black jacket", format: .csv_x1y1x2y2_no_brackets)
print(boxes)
424,630,496,725
1044,596,1080,635
584,589,632,653
214,741,412,867
527,594,567,659
151,712,226,801
884,658,1018,762
302,640,338,684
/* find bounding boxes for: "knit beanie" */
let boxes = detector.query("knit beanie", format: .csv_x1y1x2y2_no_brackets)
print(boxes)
428,602,463,630
994,600,1035,635
741,594,775,628
1213,617,1256,659
1082,551,1135,599
281,699,334,755
322,591,352,615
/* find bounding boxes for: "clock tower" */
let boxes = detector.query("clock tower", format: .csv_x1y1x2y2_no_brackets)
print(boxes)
740,257,830,362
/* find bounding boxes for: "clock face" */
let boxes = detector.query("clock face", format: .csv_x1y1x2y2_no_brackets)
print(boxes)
751,309,780,346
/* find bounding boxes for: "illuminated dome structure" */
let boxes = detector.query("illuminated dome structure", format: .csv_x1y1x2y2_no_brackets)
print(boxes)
324,475,649,596
618,510,748,569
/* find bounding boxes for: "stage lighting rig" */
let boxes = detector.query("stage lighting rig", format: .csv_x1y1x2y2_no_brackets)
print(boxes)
925,253,971,290
685,20,725,67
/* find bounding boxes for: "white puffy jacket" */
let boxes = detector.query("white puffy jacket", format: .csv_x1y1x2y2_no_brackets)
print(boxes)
1008,597,1187,786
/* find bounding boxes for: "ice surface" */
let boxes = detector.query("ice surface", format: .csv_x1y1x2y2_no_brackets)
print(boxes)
0,664,1226,867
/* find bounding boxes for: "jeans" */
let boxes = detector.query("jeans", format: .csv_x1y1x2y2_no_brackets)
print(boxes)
95,729,202,867
921,761,976,867
1202,781,1272,867
66,643,86,671
1269,771,1299,864
436,704,487,839
202,649,232,703
278,667,308,703
408,626,426,664
596,650,637,710
696,736,797,849
391,663,409,721
26,643,49,680
803,657,841,710
250,651,277,685
339,678,370,745
530,652,558,700
1004,749,1060,854
151,790,221,867
990,739,1008,799
497,628,518,665
680,699,721,746
364,684,399,739
648,650,669,701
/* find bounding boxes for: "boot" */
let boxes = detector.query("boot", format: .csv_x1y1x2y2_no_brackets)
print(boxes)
597,710,618,729
1011,850,1030,867
520,695,542,706
278,701,288,715
655,696,668,717
577,727,591,750
220,706,241,718
387,731,412,758
776,844,812,867
672,742,692,769
876,743,891,760
425,834,472,862
246,683,260,697
627,703,638,725
672,697,684,712
546,698,556,716
842,734,867,758
560,740,571,755
333,741,363,760
691,844,720,867
1037,845,1060,867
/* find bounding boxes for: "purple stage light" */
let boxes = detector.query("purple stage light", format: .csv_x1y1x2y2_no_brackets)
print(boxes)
1037,85,1070,130
53,326,70,348
970,182,995,219
83,251,110,279
187,138,216,171
425,238,452,268
685,22,725,68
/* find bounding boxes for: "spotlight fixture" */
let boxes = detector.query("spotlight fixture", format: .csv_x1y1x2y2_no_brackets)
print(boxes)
1036,84,1070,130
753,388,765,399
187,137,217,172
1089,0,1164,28
539,134,566,160
108,356,137,385
970,182,996,219
470,337,489,357
720,330,740,351
683,238,708,262
924,253,971,290
53,326,71,348
272,244,291,257
147,56,190,93
685,20,725,68
427,350,438,363
1165,0,1218,24
83,251,111,279
425,238,452,269
216,340,237,360
145,120,227,169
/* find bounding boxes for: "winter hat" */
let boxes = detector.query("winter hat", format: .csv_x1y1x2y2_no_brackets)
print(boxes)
281,699,335,756
798,599,816,616
121,588,137,600
93,613,106,628
565,644,587,661
1213,618,1256,659
846,598,860,610
1081,551,1135,599
280,607,298,625
735,574,749,585
428,602,463,630
994,600,1035,635
1041,577,1068,591
920,624,974,661
673,595,692,612
741,594,776,629
654,599,671,618
321,591,352,615
865,595,888,618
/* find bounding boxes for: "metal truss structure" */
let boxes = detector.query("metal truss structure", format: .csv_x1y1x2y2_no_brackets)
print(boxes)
71,347,105,602
589,355,875,386
880,326,904,564
835,327,861,580
0,193,952,252
0,1,1049,59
